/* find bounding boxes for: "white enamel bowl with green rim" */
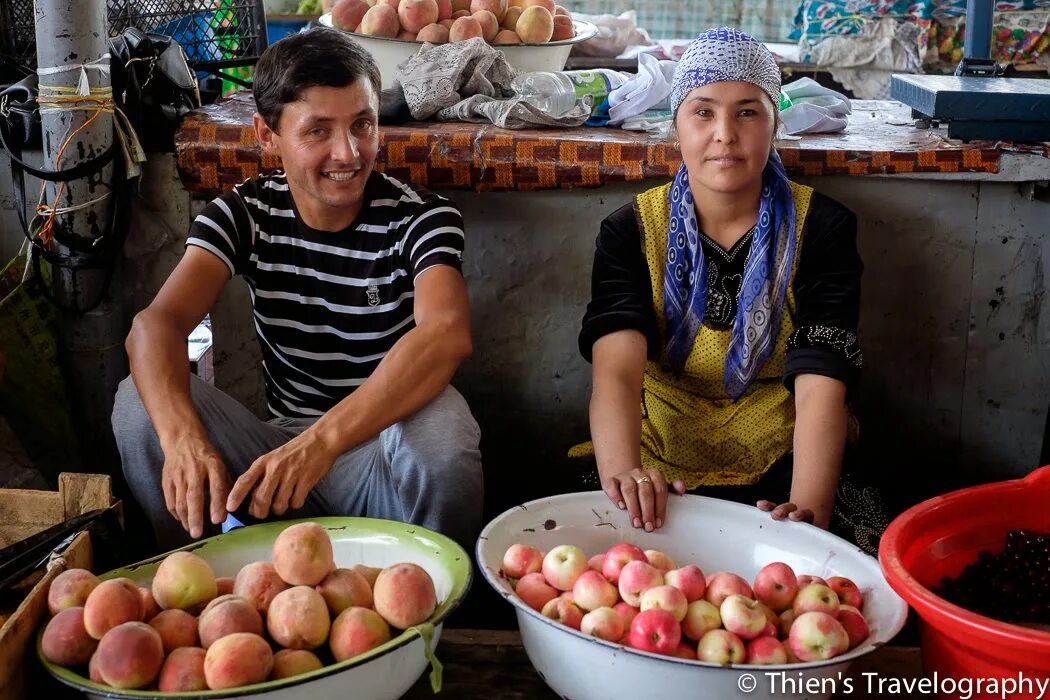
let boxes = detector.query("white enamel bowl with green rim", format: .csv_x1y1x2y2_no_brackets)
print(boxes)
38,516,472,700
476,492,908,700
317,14,599,89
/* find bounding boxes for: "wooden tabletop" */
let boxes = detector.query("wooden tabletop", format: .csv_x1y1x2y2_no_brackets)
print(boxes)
403,629,924,700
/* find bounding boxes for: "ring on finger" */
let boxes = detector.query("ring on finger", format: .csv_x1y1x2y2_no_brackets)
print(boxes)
635,475,652,484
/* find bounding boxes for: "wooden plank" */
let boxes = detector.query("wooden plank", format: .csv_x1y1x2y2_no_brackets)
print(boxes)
59,473,111,519
0,491,62,547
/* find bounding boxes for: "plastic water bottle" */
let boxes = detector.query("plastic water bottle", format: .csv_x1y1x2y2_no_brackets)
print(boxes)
511,69,629,118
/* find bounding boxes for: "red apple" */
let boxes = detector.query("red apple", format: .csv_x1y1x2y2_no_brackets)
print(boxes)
572,570,618,612
541,596,584,630
639,584,688,623
797,574,827,588
835,604,870,650
720,594,768,641
778,609,796,639
792,584,840,617
704,572,753,607
617,560,664,607
696,628,746,665
542,545,588,591
664,565,706,603
613,601,639,629
580,606,624,641
628,608,680,655
752,562,799,613
827,576,863,610
746,636,788,665
515,572,558,611
681,599,722,641
502,544,544,579
788,611,849,661
644,549,675,572
673,641,697,660
587,554,604,572
600,543,647,584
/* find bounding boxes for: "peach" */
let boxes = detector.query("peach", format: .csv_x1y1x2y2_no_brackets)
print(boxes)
492,28,520,42
201,593,239,616
48,569,100,615
521,0,554,11
272,649,324,679
83,578,143,639
215,577,236,596
449,15,483,40
268,586,331,650
617,560,663,607
359,4,401,37
351,564,383,589
94,621,164,689
503,544,545,579
88,653,103,683
451,8,471,18
317,568,374,615
514,5,553,42
330,606,392,661
273,523,335,587
516,572,558,611
234,561,290,615
373,562,437,629
439,18,455,28
378,0,399,7
571,570,618,612
541,596,585,630
472,10,499,40
332,0,371,30
416,22,450,42
152,551,217,612
471,0,505,18
198,595,264,648
451,0,471,10
553,4,569,15
138,587,161,621
399,0,439,32
551,14,573,40
580,606,624,641
501,5,522,29
204,632,274,690
398,30,418,40
149,608,200,654
41,607,97,667
158,646,207,692
436,0,453,19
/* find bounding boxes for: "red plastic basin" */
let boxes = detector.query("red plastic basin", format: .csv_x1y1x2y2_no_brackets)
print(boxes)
880,465,1050,699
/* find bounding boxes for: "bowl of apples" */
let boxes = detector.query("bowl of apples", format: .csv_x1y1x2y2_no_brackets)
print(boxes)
476,492,908,700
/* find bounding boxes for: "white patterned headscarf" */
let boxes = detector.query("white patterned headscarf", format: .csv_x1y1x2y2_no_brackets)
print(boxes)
662,27,796,400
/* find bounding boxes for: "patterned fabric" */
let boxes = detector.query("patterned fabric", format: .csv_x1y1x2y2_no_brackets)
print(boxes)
664,28,793,399
570,0,799,41
637,181,814,489
669,27,782,114
788,325,863,368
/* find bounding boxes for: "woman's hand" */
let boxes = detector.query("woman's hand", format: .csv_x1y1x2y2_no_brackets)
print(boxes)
602,467,686,531
756,500,819,526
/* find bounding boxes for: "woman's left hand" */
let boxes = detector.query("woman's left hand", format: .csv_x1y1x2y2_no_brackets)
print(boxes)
756,500,815,524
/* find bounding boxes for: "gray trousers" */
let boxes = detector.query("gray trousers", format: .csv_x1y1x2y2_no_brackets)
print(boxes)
112,375,484,553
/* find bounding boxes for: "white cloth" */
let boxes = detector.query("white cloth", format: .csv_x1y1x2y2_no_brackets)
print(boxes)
608,53,676,124
780,77,852,134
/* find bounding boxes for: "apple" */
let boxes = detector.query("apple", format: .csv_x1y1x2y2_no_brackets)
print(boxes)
628,609,680,655
778,609,796,639
542,545,589,591
639,585,688,623
502,544,544,579
681,599,721,641
705,572,753,607
696,628,746,665
836,604,870,650
588,554,604,572
541,596,584,630
644,550,675,572
580,606,624,641
664,565,706,603
673,641,697,660
746,636,788,665
572,570,618,612
797,574,827,588
515,572,558,611
617,560,664,607
788,611,849,661
752,562,799,612
600,543,647,584
792,584,840,617
613,601,639,629
720,594,768,641
827,576,863,610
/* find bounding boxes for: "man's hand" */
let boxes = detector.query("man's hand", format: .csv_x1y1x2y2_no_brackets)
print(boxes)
226,430,335,519
162,434,232,539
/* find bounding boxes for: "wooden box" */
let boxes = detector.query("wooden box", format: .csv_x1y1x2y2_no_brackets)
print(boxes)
0,473,114,700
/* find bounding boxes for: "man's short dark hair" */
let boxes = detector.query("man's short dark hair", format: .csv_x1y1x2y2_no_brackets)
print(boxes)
253,27,382,131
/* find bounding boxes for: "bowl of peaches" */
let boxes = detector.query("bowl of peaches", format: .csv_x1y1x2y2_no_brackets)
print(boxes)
476,492,908,700
36,518,471,699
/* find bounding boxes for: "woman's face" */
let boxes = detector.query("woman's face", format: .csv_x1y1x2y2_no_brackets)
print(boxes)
674,81,776,197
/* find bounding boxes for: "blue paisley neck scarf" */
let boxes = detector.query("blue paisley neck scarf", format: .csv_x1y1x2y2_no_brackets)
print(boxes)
663,27,795,401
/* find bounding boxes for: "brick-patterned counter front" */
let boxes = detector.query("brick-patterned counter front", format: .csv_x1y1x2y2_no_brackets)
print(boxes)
176,92,1004,199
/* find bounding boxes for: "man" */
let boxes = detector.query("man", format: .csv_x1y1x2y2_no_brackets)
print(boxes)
112,28,483,551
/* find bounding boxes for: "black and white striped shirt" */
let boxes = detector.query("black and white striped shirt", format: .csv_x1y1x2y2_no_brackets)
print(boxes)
186,171,465,418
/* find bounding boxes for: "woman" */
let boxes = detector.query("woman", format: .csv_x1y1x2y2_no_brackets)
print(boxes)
576,28,884,554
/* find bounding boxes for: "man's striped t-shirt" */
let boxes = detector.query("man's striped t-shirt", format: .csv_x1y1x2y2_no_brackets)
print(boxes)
185,170,465,418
